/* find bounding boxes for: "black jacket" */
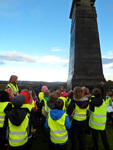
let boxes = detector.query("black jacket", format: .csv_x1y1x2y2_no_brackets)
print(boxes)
67,97,89,116
89,96,103,112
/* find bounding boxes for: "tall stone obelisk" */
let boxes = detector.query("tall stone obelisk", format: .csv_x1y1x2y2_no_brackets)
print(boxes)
67,0,105,90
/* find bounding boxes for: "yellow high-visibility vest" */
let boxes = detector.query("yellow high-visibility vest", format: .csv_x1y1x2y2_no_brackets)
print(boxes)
8,115,29,147
6,83,19,96
89,100,107,130
58,97,67,111
38,92,44,102
0,102,10,127
73,103,89,121
48,113,68,144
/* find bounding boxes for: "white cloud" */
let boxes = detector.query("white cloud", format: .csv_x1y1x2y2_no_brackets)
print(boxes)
0,51,36,63
38,55,69,66
102,51,113,68
103,63,113,69
104,72,113,81
0,51,69,66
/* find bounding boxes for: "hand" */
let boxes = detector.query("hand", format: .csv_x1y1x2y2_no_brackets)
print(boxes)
31,129,36,134
13,90,17,95
5,144,8,147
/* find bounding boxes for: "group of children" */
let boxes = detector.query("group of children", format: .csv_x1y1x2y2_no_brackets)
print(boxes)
0,83,112,150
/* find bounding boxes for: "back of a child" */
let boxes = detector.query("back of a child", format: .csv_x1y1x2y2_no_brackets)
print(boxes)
45,99,71,150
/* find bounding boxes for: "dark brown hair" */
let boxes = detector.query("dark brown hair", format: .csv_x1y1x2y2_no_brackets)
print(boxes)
92,88,101,97
55,99,64,110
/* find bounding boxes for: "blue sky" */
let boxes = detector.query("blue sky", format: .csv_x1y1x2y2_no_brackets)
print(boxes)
0,0,113,82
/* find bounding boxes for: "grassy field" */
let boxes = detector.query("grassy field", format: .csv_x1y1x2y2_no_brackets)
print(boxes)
31,121,113,150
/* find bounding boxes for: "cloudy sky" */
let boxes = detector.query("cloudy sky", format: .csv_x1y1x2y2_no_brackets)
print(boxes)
0,0,113,82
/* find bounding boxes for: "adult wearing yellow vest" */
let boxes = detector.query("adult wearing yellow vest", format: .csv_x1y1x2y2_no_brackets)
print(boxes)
45,99,71,150
67,87,89,150
6,75,19,97
89,88,110,150
0,90,12,150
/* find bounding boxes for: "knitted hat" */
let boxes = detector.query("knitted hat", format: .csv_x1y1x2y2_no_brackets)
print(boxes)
0,90,10,102
20,90,30,103
12,95,25,108
60,91,69,98
41,85,48,92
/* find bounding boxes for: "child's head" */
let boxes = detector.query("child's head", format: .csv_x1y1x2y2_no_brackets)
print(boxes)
55,90,61,97
92,88,101,97
83,88,90,96
20,89,30,103
49,92,58,102
73,86,83,100
0,90,10,102
106,91,112,97
110,94,113,101
12,95,25,108
41,85,48,92
55,99,64,110
59,86,65,93
44,89,50,97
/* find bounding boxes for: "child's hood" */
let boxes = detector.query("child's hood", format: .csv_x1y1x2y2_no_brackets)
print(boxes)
12,95,25,108
8,108,27,126
50,109,65,121
8,95,27,126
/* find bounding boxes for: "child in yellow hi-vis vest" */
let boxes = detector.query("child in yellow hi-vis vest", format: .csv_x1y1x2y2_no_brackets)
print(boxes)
67,86,89,150
89,88,110,150
0,90,12,150
45,99,71,150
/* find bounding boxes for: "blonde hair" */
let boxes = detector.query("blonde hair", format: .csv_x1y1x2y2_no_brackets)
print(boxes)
73,87,83,100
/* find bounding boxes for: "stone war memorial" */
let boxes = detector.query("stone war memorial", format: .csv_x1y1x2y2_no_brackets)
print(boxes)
67,0,105,91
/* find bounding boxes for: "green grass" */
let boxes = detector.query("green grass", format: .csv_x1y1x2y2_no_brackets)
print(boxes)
31,121,113,150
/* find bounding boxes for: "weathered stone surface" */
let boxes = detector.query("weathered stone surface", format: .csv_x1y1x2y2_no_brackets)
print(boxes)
67,0,105,90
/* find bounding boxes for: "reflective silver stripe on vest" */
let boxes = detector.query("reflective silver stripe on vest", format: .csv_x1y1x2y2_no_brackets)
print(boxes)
74,114,86,117
42,107,44,111
51,130,66,134
0,121,4,123
0,116,5,119
89,119,106,126
9,136,27,142
51,134,68,140
46,106,49,113
10,132,26,135
9,84,15,91
91,114,106,118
